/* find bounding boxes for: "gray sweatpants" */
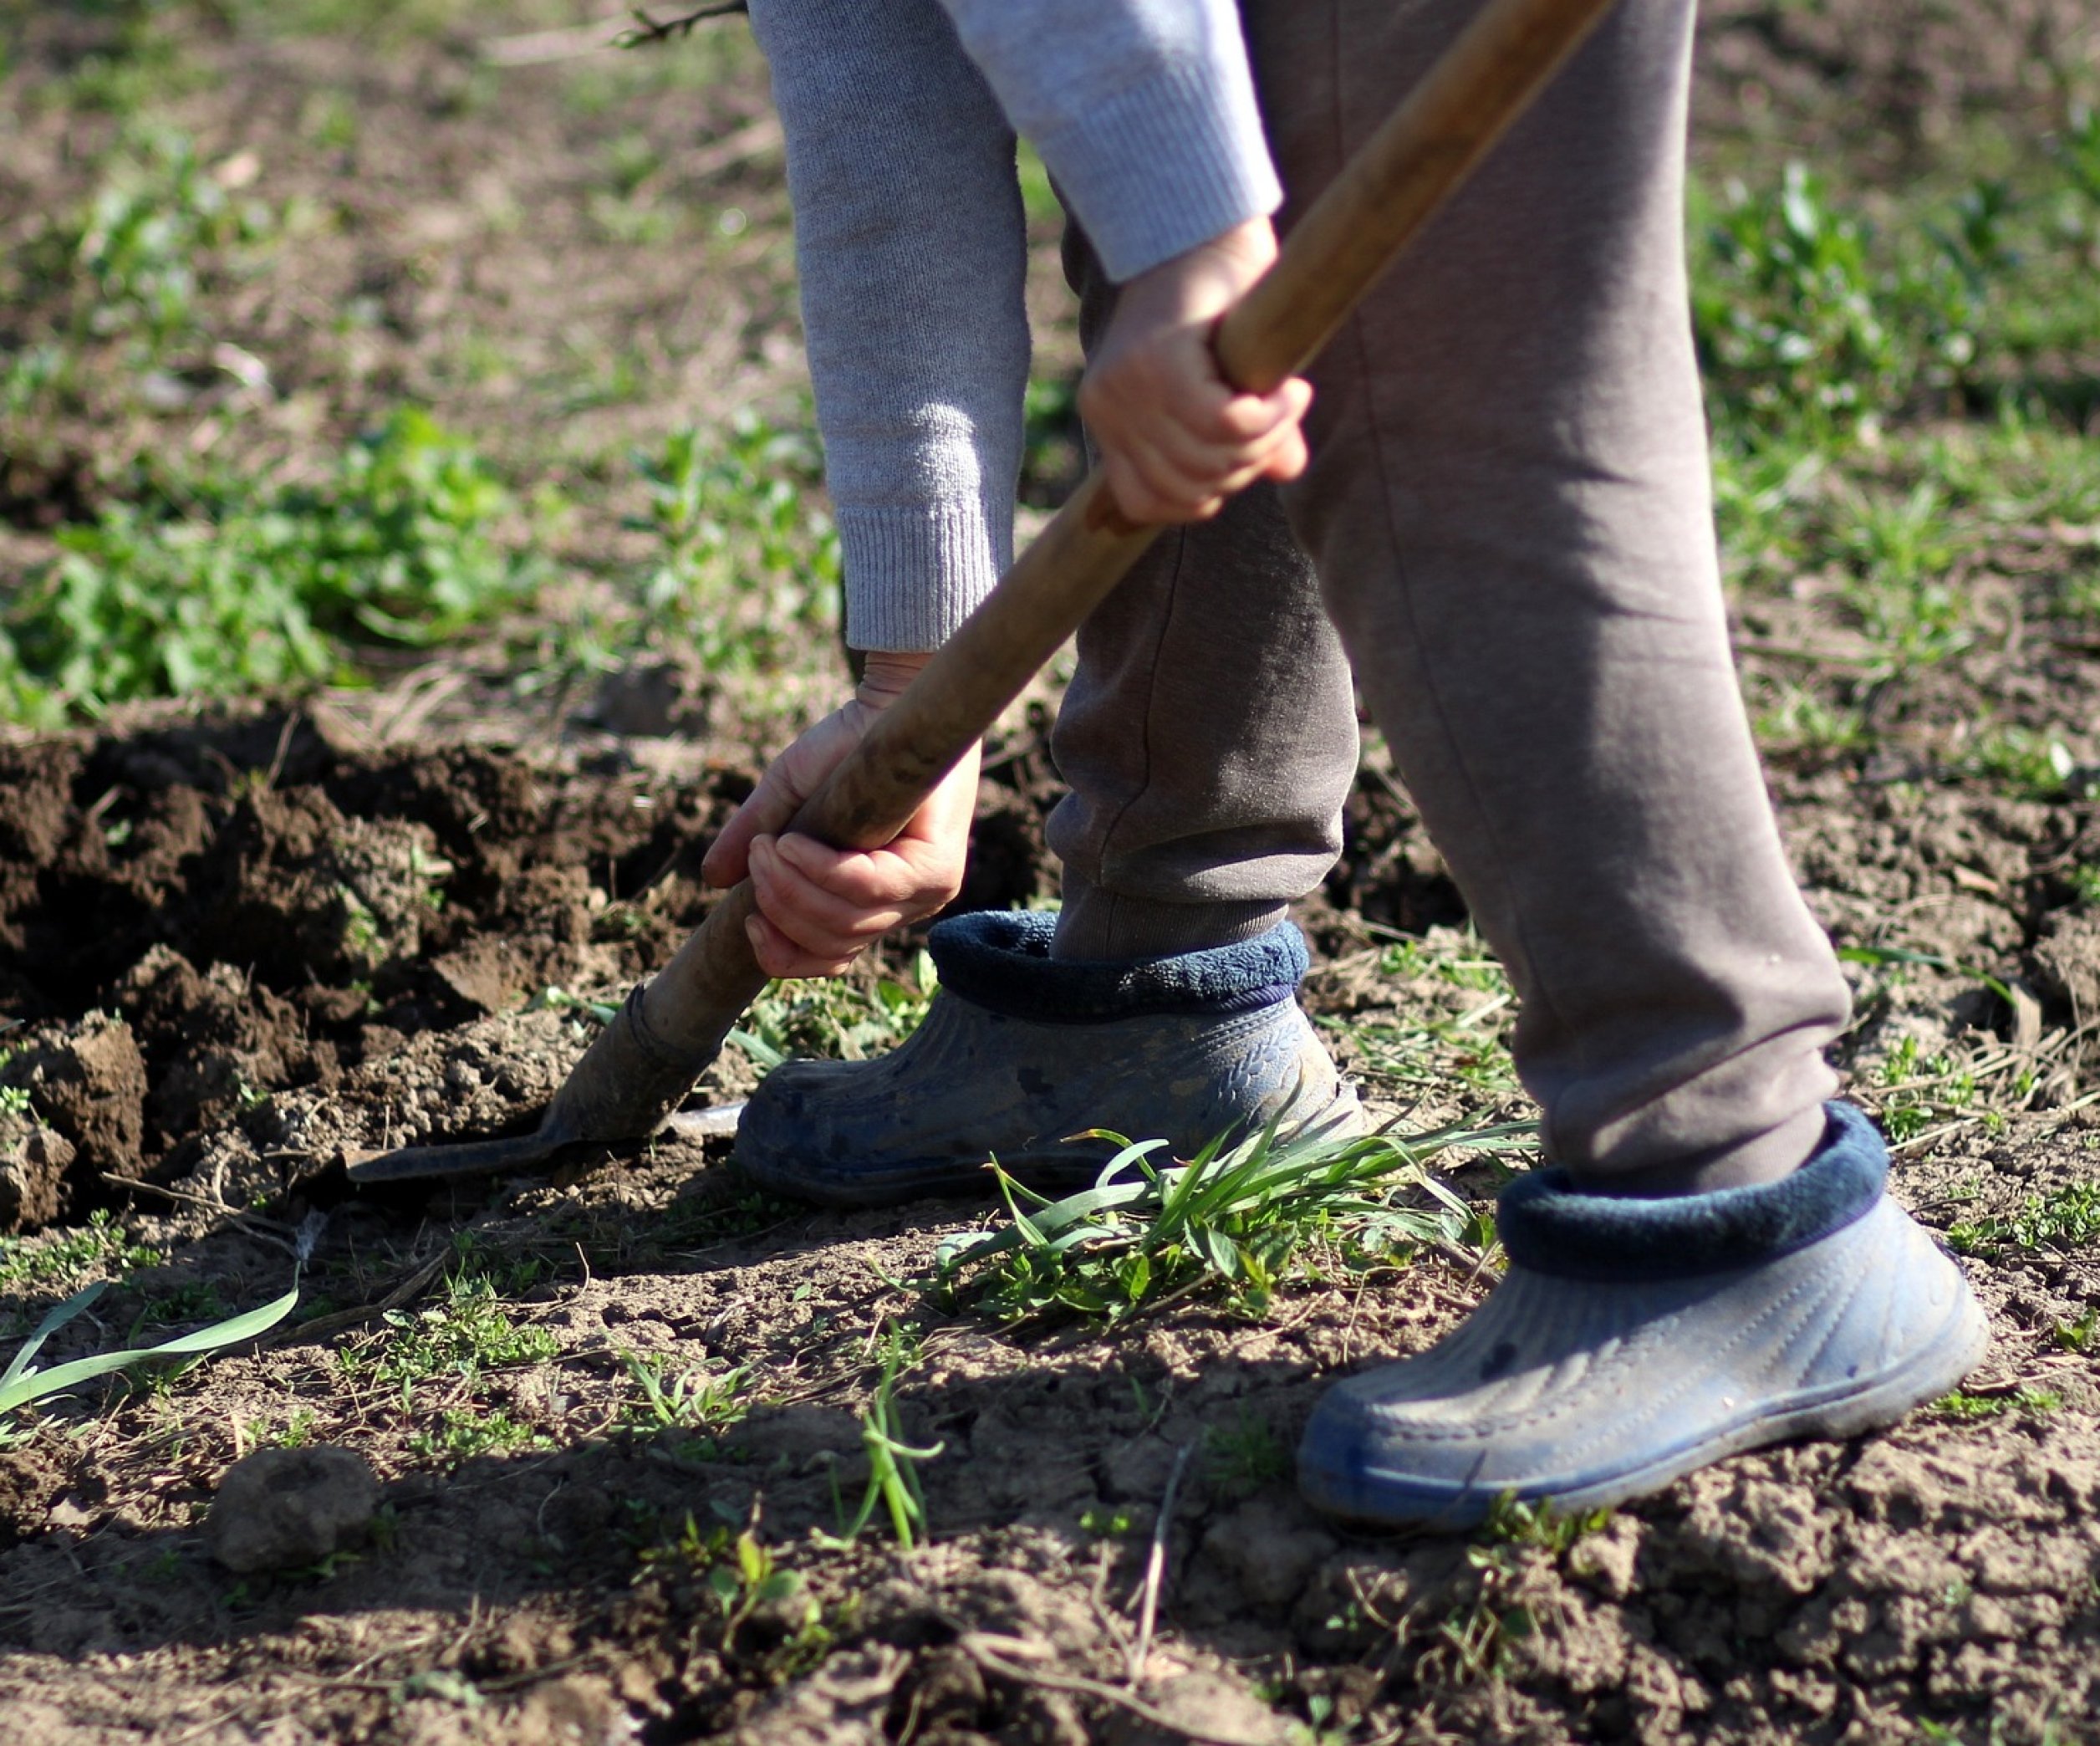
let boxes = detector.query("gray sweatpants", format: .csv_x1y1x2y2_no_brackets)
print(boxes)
1047,0,1852,1192
750,0,1854,1192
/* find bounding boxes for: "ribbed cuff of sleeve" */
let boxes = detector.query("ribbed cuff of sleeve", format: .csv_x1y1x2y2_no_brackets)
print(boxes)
1035,53,1281,283
839,499,1011,652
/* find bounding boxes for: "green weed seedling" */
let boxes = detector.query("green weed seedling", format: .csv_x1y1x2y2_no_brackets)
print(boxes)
407,1407,549,1463
1078,1506,1137,1539
1832,479,1972,676
638,1514,825,1662
1929,1387,2061,1422
823,1331,943,1551
1422,1494,1612,1689
1205,1411,1294,1495
355,1253,558,1414
728,952,937,1070
0,1210,161,1294
3,411,548,723
62,128,278,354
620,1351,747,1441
1476,1493,1613,1559
2052,1308,2097,1355
1323,931,1525,1110
1949,1181,2100,1256
935,1115,1527,1325
1970,727,2081,802
624,416,841,667
1691,162,1895,448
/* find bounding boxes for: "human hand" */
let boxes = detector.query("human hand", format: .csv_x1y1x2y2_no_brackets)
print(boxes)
1078,216,1312,525
701,652,980,978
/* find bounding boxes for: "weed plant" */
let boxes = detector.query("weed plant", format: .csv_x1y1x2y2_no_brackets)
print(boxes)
620,1351,748,1441
637,1514,827,1665
2,1275,298,1442
823,1330,943,1551
1948,1181,2100,1256
347,1253,559,1414
0,1211,161,1298
623,416,840,670
728,952,938,1070
1,411,547,721
935,1115,1529,1325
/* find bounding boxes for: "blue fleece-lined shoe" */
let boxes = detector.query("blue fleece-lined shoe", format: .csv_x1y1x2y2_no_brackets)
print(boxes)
734,911,1361,1207
1297,1103,1990,1527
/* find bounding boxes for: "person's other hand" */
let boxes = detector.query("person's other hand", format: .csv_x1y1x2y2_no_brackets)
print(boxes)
701,652,979,978
1078,216,1312,525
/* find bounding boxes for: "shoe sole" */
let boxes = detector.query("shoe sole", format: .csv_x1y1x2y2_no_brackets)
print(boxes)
1298,1284,1992,1530
737,1087,1367,1210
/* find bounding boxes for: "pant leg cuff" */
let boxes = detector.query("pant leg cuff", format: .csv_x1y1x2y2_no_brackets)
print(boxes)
1052,880,1288,961
1496,1102,1888,1283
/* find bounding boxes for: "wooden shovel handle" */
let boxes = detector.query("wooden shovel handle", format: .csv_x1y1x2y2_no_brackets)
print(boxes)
638,0,1622,1056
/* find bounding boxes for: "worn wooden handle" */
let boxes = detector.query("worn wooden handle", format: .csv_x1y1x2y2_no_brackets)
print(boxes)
638,0,1622,1058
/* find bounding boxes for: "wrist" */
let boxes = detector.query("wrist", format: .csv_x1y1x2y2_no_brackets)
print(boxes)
1125,216,1277,315
854,650,932,708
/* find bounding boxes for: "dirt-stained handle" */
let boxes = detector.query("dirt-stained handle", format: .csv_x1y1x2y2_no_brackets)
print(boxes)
636,0,1623,1060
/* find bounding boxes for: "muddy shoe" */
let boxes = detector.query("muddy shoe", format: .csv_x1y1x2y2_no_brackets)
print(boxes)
1297,1102,1990,1527
734,911,1360,1207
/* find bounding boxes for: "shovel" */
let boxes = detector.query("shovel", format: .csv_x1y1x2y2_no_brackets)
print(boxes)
348,0,1623,1185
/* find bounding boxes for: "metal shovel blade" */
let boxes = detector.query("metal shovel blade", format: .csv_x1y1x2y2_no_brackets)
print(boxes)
345,1128,581,1184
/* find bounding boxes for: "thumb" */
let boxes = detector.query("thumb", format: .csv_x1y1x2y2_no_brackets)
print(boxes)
703,763,809,888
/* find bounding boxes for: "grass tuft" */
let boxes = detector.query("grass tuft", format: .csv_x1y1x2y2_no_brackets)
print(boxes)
935,1114,1530,1325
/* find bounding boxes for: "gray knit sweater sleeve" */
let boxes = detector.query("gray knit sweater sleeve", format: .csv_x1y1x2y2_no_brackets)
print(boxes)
747,0,1277,652
933,0,1281,283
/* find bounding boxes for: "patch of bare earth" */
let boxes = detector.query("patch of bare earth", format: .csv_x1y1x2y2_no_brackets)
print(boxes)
0,689,2087,1746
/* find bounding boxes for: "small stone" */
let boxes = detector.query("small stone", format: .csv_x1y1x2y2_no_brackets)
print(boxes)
205,1446,379,1573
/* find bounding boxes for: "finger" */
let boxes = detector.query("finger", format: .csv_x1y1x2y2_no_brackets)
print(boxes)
1260,422,1310,486
757,847,913,947
1104,454,1222,526
744,909,858,981
1104,445,1229,525
775,831,961,916
747,836,903,961
703,768,805,887
1100,392,1297,503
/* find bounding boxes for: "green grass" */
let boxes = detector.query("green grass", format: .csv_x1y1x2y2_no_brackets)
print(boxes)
1319,930,1524,1112
934,1115,1526,1326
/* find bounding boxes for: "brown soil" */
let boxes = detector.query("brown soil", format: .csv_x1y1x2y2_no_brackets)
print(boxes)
2,2,2097,1743
0,692,2087,1746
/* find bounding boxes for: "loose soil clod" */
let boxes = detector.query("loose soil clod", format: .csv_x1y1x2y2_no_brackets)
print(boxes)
204,1446,380,1575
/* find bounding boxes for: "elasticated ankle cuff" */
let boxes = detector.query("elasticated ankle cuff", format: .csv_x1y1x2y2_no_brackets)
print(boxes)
1496,1103,1888,1283
929,910,1307,1024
